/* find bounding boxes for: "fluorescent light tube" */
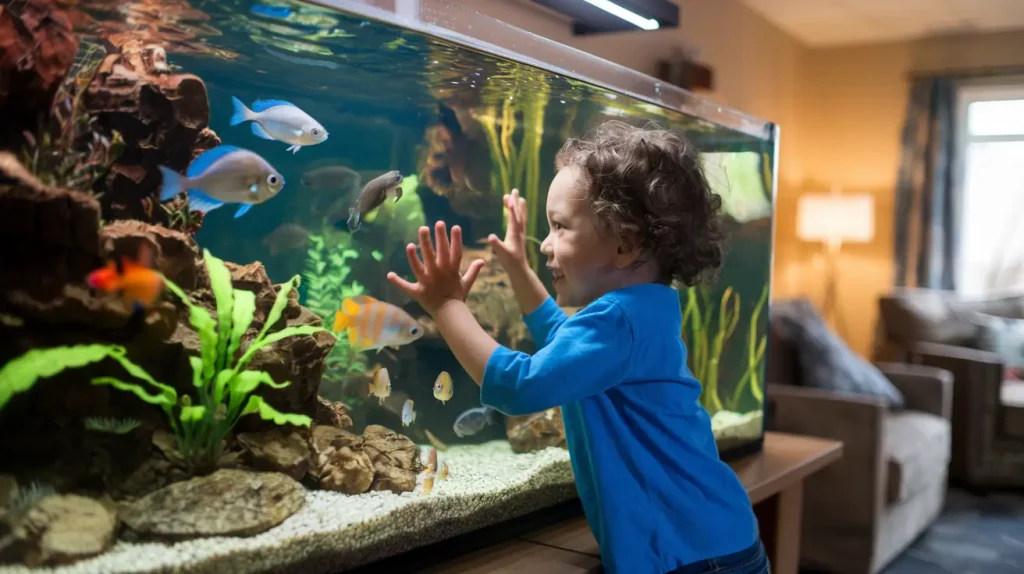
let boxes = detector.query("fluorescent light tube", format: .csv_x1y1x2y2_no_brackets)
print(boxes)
580,0,660,30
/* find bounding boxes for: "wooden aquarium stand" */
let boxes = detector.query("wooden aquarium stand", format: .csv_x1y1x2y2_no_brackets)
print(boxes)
423,432,843,574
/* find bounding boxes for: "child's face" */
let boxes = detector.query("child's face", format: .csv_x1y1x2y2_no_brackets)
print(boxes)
540,166,625,307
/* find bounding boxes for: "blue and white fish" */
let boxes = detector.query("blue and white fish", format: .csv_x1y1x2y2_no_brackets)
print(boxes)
229,96,328,154
158,145,285,219
401,399,417,427
453,406,497,438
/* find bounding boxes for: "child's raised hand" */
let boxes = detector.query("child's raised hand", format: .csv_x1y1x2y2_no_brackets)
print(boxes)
387,221,485,316
487,188,530,270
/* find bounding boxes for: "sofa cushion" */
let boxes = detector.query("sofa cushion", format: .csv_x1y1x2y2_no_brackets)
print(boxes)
885,411,951,505
969,312,1024,368
773,299,905,407
1001,380,1024,439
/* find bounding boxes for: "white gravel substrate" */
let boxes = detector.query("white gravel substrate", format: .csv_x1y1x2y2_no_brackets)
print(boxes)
0,441,575,574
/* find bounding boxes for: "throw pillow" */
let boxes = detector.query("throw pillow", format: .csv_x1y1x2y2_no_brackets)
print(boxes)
967,311,1024,377
773,299,905,407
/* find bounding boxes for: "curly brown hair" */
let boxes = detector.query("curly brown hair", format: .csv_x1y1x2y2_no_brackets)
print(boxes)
554,120,728,286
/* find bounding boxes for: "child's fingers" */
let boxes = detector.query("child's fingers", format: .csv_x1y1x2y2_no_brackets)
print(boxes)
405,243,426,278
434,221,450,269
418,226,438,273
386,271,420,298
450,224,464,265
487,234,509,258
461,259,486,292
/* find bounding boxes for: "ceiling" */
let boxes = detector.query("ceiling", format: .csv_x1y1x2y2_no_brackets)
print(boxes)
738,0,1024,47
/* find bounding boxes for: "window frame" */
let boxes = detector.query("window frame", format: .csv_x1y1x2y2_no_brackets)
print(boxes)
954,77,1024,295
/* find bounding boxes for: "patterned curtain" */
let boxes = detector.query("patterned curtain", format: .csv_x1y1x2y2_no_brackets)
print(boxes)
892,77,961,289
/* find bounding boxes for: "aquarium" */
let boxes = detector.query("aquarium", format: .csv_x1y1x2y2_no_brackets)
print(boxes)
0,0,776,571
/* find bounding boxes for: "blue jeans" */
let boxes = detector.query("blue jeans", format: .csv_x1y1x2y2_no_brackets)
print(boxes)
667,539,771,574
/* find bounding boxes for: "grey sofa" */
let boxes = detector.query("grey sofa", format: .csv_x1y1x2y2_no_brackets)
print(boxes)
766,299,953,574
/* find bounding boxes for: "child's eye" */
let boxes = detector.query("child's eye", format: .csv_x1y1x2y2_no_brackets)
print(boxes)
551,222,563,230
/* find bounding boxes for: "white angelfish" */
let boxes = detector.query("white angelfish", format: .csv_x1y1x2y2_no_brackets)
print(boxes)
229,96,328,154
158,145,285,219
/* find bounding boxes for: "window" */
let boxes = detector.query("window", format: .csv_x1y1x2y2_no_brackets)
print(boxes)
955,80,1024,296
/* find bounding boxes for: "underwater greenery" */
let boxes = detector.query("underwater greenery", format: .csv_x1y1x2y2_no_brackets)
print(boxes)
681,283,769,415
0,249,327,472
18,42,124,192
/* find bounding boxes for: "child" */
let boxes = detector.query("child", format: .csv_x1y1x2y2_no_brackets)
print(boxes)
386,120,768,574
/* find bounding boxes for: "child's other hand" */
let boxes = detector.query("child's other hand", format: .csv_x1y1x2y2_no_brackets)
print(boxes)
387,221,485,316
487,188,530,271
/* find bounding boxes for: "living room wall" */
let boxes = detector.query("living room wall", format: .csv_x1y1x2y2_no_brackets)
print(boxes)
446,0,1024,358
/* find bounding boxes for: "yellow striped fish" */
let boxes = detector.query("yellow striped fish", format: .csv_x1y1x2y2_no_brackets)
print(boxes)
332,295,424,352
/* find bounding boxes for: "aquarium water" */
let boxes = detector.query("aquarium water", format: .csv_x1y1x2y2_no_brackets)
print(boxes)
0,0,776,571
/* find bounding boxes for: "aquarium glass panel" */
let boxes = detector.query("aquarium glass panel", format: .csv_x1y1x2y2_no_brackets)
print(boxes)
0,0,775,570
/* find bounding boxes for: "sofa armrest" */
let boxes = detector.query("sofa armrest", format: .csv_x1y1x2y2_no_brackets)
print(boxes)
767,384,885,530
907,341,1005,484
875,362,953,419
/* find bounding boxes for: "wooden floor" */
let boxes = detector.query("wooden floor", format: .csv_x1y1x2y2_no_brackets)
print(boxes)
425,432,843,573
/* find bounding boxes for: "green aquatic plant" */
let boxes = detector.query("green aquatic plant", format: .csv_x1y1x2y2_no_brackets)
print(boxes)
681,285,741,415
0,250,326,472
303,233,368,394
83,416,143,435
19,41,124,192
5,481,56,521
728,284,769,411
478,69,550,271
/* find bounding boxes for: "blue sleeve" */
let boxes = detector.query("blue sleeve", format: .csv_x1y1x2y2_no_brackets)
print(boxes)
523,297,568,349
481,299,632,416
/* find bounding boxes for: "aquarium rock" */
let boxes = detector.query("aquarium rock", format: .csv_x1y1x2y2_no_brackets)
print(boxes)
311,424,420,495
118,469,305,541
237,430,311,482
505,408,567,454
313,397,353,429
5,494,117,567
0,0,79,153
82,41,221,223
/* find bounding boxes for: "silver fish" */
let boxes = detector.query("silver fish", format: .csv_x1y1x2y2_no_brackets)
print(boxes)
453,406,497,438
300,165,361,193
158,145,284,219
401,399,417,427
229,96,328,154
347,170,403,232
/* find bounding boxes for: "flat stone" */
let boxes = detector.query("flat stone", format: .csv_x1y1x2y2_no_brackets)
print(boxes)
10,494,118,567
118,468,305,541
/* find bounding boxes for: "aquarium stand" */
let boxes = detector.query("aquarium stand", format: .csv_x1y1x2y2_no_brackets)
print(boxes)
530,0,679,35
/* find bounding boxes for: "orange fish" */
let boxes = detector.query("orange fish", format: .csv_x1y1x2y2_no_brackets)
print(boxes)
87,243,164,311
332,295,424,353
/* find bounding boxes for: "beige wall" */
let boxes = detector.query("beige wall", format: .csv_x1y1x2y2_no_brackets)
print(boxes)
447,0,1024,357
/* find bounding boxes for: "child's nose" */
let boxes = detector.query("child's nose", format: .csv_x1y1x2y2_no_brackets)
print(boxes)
540,233,553,254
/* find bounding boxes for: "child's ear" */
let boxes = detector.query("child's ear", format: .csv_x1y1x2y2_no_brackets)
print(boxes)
613,241,642,269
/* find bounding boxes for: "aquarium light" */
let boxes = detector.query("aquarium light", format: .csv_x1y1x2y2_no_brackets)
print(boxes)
580,0,659,30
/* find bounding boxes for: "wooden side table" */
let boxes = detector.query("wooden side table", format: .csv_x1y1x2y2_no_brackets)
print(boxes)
426,431,843,574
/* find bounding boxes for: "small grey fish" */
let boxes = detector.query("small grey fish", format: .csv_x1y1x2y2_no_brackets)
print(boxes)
301,165,361,193
347,170,403,232
453,406,497,438
262,223,310,255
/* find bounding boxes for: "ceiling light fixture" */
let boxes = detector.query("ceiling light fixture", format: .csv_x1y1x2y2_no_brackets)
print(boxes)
580,0,659,30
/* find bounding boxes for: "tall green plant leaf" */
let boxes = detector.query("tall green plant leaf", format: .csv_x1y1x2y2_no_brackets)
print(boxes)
236,325,328,370
203,249,236,372
254,275,301,345
0,344,126,410
163,278,219,381
91,376,176,408
242,395,312,427
228,289,256,363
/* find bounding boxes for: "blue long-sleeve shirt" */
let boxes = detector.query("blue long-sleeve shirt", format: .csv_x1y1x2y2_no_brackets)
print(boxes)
482,283,758,574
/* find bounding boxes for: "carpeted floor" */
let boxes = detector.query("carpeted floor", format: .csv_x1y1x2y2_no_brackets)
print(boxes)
881,488,1024,574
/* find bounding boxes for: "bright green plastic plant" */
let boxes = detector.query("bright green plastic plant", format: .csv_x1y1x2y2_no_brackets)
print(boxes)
0,249,328,472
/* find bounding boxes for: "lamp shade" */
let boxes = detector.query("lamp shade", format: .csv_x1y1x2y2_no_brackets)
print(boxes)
796,192,875,244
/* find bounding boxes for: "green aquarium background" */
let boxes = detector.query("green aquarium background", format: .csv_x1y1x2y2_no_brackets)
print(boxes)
0,0,775,570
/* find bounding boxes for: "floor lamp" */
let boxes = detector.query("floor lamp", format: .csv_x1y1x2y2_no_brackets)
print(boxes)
796,189,875,340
